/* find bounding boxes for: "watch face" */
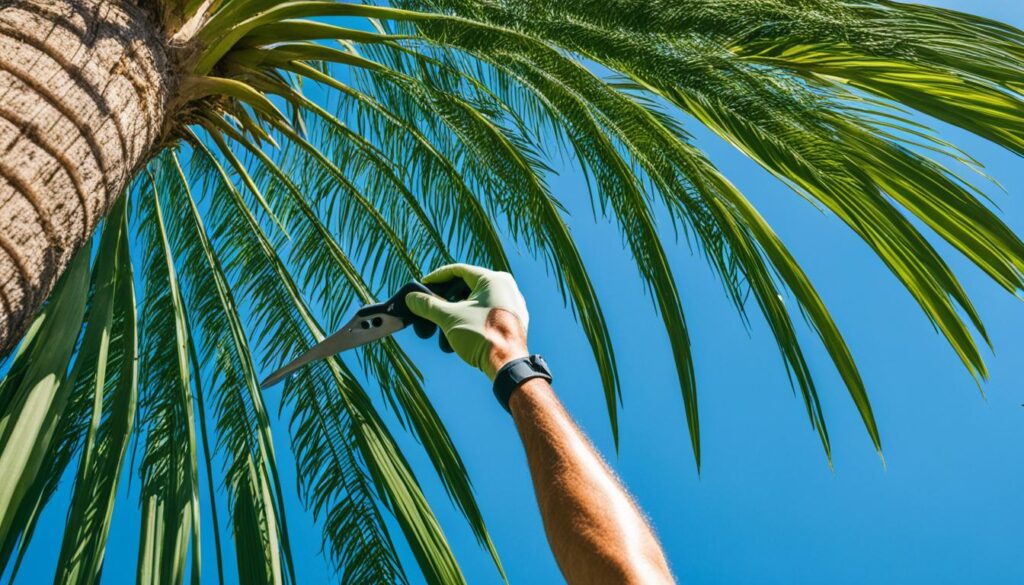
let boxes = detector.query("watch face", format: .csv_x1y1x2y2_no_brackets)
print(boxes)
531,355,552,377
493,356,551,411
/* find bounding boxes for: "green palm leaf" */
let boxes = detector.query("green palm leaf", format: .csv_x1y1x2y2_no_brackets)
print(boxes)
0,242,92,573
54,194,138,585
135,176,203,585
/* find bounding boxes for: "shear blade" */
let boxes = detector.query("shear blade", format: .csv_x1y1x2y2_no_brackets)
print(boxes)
260,312,405,388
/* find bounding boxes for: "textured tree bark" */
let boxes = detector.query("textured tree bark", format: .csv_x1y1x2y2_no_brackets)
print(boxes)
0,0,171,355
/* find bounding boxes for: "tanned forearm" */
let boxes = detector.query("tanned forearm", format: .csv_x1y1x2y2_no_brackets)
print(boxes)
407,268,677,585
508,379,676,585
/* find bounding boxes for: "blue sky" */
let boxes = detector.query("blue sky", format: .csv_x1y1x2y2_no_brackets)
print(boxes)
8,1,1024,584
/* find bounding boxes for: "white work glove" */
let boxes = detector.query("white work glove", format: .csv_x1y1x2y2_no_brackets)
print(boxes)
405,264,530,379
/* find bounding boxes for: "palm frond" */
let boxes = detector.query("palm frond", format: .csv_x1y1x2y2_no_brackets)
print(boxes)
54,195,138,585
157,150,295,584
135,176,203,585
0,242,91,572
183,135,475,584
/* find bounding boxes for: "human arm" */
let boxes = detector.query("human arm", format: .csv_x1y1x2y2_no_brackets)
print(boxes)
407,264,676,585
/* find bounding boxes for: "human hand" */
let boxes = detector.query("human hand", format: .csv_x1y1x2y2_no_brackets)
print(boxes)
405,264,529,379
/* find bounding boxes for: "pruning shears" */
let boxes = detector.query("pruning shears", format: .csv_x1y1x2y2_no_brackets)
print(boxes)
260,277,470,388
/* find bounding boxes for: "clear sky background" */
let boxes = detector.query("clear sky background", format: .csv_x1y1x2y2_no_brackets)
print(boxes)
8,1,1024,584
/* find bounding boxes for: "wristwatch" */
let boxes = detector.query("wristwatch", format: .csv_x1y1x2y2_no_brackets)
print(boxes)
492,354,552,412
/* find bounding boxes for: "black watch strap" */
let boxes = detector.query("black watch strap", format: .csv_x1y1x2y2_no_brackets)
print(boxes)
492,354,552,413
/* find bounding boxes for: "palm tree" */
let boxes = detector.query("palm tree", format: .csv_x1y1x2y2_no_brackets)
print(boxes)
1,0,1022,582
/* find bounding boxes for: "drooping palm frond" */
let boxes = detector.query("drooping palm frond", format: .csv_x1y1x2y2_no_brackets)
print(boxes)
159,150,297,584
1,0,1023,583
135,177,203,585
0,240,92,578
52,195,138,585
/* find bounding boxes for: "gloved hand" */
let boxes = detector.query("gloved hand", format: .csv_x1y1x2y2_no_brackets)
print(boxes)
405,264,530,379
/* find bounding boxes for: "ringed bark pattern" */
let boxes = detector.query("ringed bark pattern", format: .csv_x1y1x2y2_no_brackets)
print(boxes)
0,0,171,353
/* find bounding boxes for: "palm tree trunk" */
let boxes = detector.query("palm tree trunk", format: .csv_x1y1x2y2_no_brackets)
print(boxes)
0,0,170,355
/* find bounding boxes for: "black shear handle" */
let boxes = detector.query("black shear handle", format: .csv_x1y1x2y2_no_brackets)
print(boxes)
356,277,471,353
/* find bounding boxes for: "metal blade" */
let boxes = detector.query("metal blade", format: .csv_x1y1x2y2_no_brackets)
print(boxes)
260,312,405,388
